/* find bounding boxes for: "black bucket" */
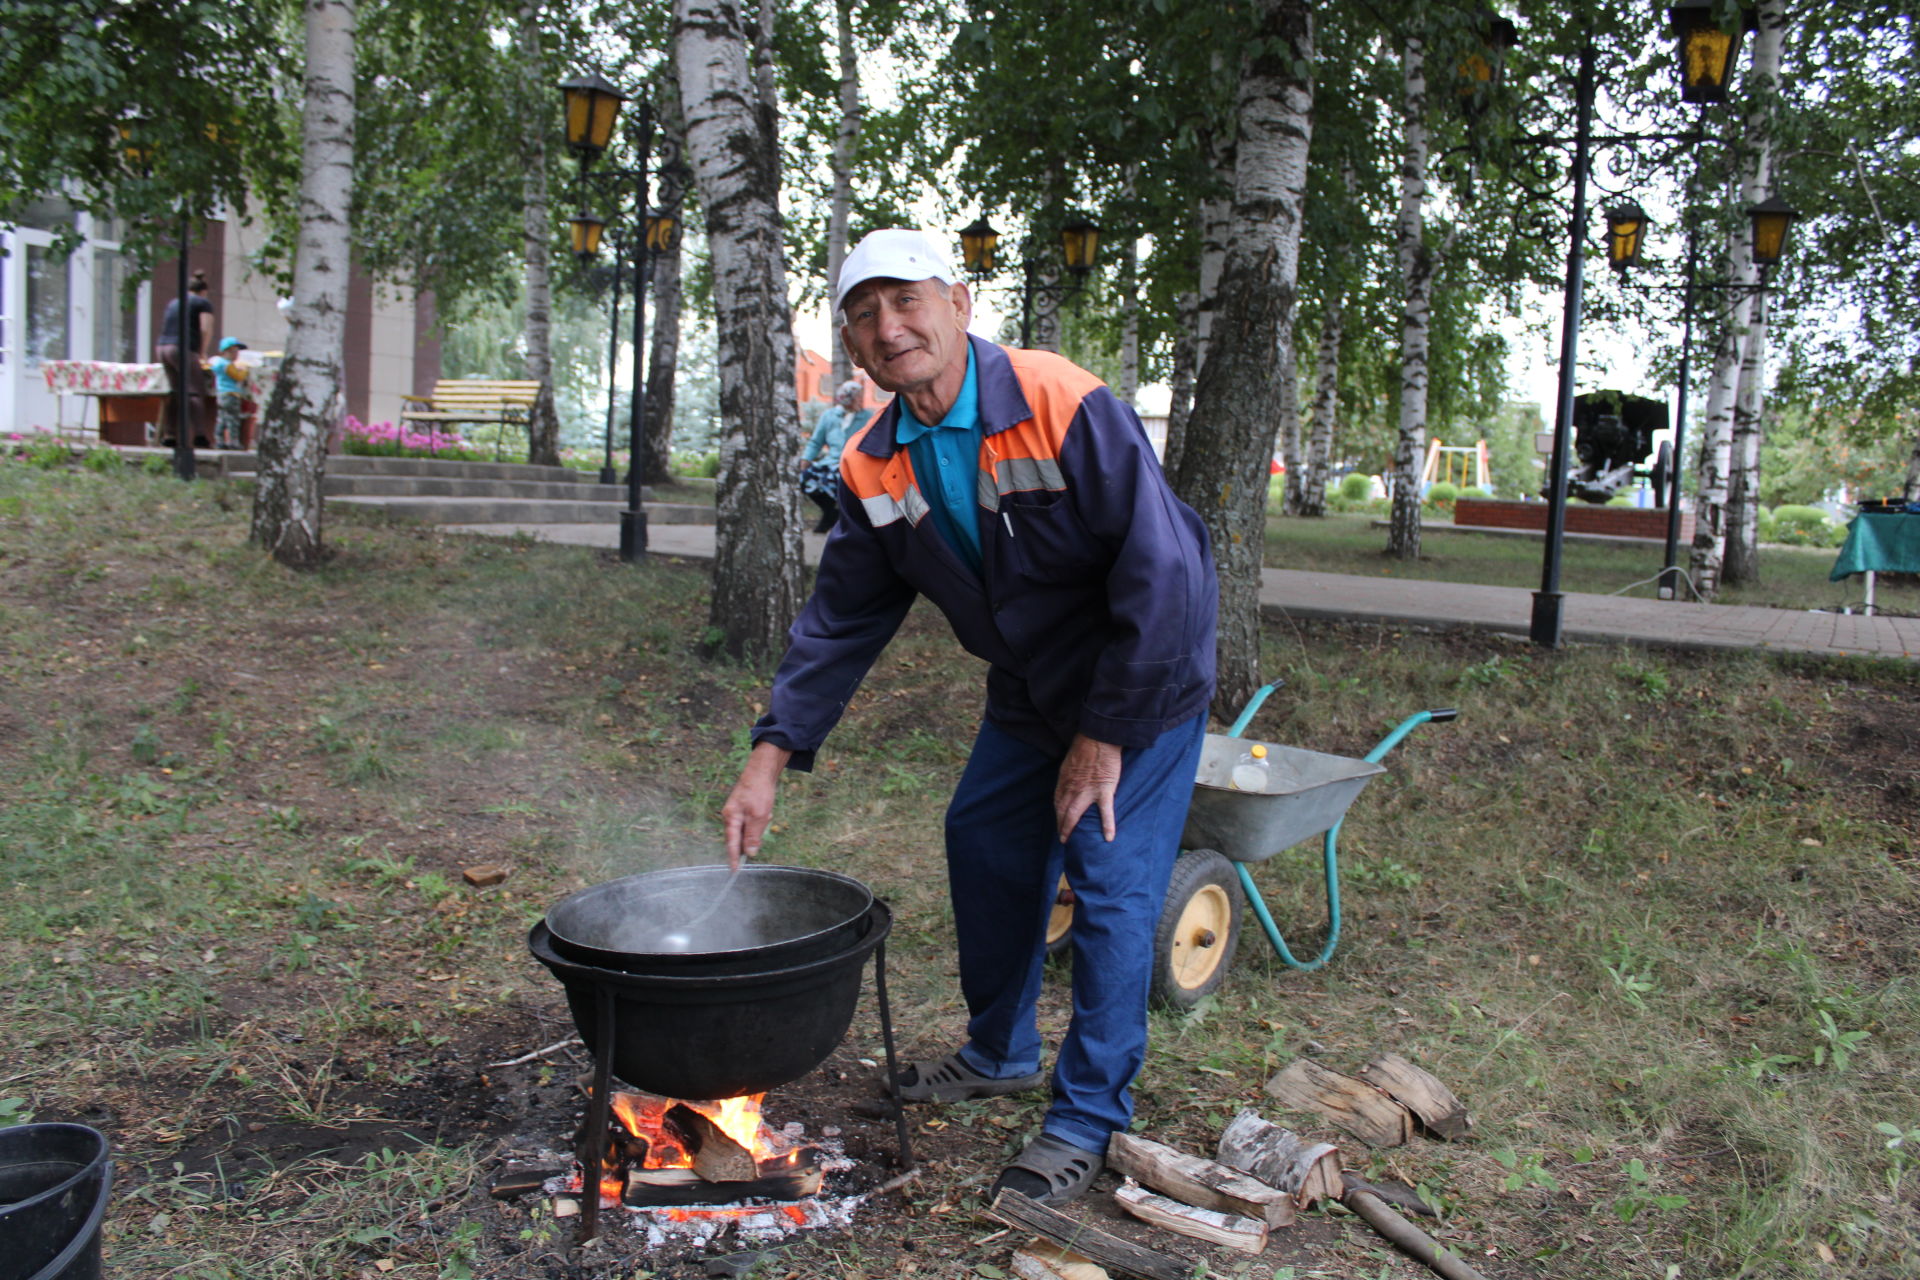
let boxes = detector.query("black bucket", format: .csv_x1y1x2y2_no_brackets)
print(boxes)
0,1123,112,1280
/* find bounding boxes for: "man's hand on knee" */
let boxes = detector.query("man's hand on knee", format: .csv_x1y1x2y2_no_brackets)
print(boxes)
1054,734,1122,843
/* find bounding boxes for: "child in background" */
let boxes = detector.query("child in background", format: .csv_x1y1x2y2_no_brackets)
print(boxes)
210,337,250,451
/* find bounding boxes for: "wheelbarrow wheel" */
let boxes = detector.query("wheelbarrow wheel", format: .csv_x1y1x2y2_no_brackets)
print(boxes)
1045,875,1075,959
1151,849,1243,1009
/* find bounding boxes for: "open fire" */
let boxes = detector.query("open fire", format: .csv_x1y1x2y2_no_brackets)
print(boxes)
546,1087,862,1247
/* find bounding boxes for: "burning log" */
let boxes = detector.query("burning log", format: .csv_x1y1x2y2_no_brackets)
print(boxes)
1105,1131,1295,1228
666,1102,759,1183
1112,1179,1268,1254
621,1165,824,1208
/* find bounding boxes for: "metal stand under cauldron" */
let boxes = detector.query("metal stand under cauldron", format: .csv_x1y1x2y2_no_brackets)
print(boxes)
528,867,913,1243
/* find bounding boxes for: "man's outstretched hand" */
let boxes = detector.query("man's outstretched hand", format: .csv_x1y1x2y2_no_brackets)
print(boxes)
1055,733,1123,843
722,741,794,870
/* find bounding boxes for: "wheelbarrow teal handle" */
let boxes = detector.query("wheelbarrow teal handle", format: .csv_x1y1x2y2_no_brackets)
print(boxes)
1242,707,1457,972
1226,680,1287,738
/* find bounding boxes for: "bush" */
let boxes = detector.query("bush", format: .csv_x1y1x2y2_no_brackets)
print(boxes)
1426,481,1461,508
23,437,69,469
1338,473,1372,502
1769,504,1843,548
81,446,125,473
342,415,484,461
674,451,720,479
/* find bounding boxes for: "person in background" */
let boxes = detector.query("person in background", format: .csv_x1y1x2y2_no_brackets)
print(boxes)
723,229,1217,1207
154,270,214,448
209,337,250,451
800,379,868,533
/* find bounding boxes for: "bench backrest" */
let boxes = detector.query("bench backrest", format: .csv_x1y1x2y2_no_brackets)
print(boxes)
430,379,541,409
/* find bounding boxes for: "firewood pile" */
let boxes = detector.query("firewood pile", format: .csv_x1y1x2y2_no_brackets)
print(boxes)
988,1052,1488,1280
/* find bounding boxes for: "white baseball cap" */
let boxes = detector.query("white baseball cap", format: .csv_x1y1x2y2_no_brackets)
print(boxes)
834,228,958,312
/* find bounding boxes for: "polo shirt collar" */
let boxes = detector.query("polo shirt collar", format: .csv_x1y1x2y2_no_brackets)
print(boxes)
857,336,1035,458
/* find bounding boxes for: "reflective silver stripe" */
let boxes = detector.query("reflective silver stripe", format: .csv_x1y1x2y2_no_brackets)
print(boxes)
977,465,1001,512
994,456,1065,495
860,491,905,527
861,485,932,527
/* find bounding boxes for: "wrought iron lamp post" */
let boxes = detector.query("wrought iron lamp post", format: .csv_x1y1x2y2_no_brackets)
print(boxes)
958,215,1101,347
1516,4,1759,646
560,73,685,563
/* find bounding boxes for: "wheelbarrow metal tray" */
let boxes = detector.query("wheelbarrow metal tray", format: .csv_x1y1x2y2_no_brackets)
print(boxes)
1182,734,1387,863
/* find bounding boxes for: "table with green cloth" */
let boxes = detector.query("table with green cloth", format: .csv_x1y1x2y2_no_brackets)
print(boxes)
1830,511,1920,614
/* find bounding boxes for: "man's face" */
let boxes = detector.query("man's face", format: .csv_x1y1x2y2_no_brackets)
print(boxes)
839,278,972,399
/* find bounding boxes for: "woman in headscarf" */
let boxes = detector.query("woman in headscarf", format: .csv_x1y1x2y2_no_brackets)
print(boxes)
799,379,869,532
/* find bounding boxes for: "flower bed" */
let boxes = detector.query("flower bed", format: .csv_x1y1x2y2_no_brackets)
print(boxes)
342,415,485,460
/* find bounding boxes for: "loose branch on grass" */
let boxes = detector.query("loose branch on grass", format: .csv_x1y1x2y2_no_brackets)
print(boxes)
487,1037,581,1068
1341,1177,1490,1280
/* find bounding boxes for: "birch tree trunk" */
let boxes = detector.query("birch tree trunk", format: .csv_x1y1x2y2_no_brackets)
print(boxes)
1905,425,1920,502
1171,0,1312,718
678,0,805,661
1163,288,1198,474
1724,288,1769,582
1720,0,1785,587
827,0,859,387
517,0,561,467
250,0,354,569
1195,132,1233,375
1300,293,1343,518
1277,325,1302,513
643,232,683,484
1689,317,1740,597
1387,35,1432,560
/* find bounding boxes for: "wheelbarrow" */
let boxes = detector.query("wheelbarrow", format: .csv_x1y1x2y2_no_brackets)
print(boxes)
1045,685,1456,1009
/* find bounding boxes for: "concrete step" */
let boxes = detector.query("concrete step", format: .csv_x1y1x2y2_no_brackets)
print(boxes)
222,452,584,485
308,473,629,502
330,495,716,525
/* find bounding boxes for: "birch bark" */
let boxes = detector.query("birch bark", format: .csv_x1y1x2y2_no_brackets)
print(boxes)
827,0,859,387
642,72,688,485
1277,326,1302,513
250,0,354,569
1171,0,1313,717
1387,35,1432,560
1163,287,1198,475
1118,233,1140,408
677,0,805,661
1689,318,1740,596
1906,426,1920,503
1300,293,1343,518
518,0,561,467
1720,0,1786,586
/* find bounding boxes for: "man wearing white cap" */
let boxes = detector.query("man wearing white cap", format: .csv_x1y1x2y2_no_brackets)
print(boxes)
723,228,1217,1205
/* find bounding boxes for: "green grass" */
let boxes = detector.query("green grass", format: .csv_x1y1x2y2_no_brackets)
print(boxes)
1264,511,1896,614
1,458,1916,1277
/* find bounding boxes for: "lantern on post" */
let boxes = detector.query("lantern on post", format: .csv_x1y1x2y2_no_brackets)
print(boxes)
560,73,626,164
1667,0,1756,105
958,217,1001,275
1604,203,1649,271
644,207,681,254
1746,195,1799,267
1060,217,1100,275
1458,15,1519,118
570,213,607,264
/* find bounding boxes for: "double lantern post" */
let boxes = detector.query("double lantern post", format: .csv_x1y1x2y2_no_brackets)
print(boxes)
560,73,684,564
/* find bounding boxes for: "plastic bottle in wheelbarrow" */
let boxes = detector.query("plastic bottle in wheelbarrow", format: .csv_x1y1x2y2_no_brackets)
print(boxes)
1230,743,1270,791
0,1122,113,1280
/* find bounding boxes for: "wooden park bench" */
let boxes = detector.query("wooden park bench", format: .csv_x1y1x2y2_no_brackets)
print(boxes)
400,379,541,458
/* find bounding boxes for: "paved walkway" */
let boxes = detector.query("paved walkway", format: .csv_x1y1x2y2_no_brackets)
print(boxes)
447,521,1920,661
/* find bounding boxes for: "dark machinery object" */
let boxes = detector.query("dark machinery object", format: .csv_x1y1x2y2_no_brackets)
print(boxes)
1544,391,1671,505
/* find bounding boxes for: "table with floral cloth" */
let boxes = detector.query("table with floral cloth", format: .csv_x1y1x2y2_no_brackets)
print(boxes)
40,359,278,446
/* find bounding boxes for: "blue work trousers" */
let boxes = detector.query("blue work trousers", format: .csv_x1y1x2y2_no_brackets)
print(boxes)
946,713,1206,1154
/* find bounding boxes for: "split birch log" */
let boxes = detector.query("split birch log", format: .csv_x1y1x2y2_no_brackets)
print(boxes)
1264,1059,1414,1148
1113,1179,1268,1254
1106,1131,1295,1227
1356,1053,1472,1140
1011,1238,1110,1280
622,1166,822,1207
664,1102,758,1182
986,1190,1189,1280
1215,1110,1343,1208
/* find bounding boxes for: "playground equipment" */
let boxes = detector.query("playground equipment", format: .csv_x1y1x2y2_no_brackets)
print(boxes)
1420,437,1491,494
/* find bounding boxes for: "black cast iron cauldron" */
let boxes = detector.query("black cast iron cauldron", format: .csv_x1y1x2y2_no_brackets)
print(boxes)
528,899,891,1101
544,865,873,975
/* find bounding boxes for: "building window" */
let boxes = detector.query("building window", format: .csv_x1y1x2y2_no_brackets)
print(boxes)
25,243,70,364
93,248,137,362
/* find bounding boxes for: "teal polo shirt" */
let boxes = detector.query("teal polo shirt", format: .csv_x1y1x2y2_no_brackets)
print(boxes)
895,345,983,575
